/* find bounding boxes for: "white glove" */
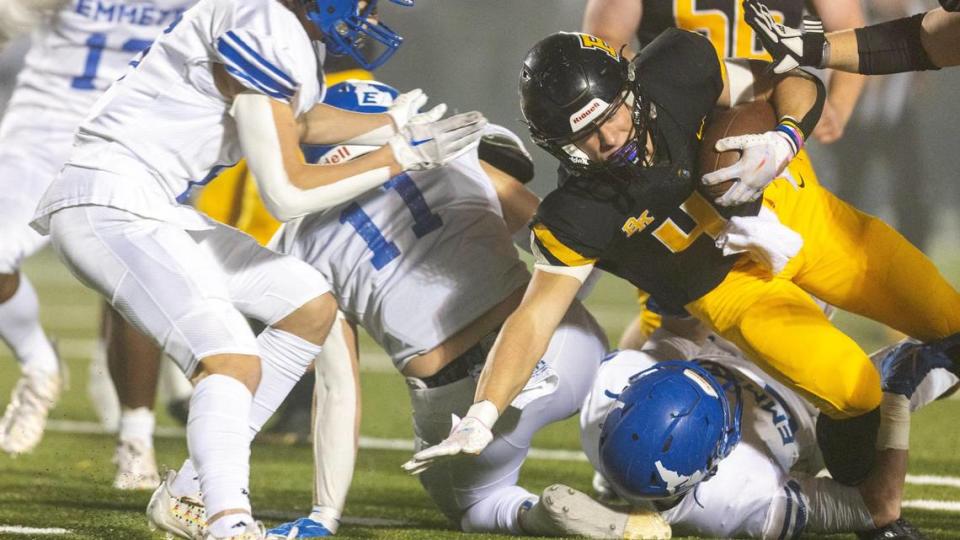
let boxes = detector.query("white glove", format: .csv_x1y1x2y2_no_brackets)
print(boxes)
389,111,487,171
743,0,825,74
716,206,802,274
401,401,498,475
701,130,796,207
386,88,447,130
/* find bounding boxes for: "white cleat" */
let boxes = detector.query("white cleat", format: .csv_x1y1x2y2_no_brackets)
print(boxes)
520,484,672,539
204,521,265,540
0,367,62,455
113,437,161,490
147,470,207,539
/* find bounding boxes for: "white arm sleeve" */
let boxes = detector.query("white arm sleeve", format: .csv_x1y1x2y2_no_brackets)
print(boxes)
231,93,392,222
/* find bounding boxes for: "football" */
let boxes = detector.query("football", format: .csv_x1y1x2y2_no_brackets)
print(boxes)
698,100,777,201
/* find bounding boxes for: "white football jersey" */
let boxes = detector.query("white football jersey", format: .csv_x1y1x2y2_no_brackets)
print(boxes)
580,340,818,539
33,0,325,231
274,148,531,369
9,0,194,119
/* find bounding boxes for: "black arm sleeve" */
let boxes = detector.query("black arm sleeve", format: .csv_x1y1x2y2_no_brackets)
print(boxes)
853,13,940,74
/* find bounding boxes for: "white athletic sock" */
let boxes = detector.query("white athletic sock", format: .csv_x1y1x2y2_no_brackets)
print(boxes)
461,485,537,534
187,374,253,518
248,328,323,438
170,458,201,499
118,406,155,448
309,506,341,534
0,275,58,374
208,512,256,538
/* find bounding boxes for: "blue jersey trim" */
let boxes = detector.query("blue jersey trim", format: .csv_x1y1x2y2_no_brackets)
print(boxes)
216,33,296,101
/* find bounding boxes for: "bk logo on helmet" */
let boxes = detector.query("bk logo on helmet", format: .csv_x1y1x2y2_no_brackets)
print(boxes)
577,33,617,59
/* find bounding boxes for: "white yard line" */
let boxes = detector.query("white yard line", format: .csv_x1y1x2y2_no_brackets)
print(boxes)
44,420,960,484
903,499,960,512
0,526,71,535
906,474,960,489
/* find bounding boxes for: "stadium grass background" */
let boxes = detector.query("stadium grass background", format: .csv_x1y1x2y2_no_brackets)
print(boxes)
2,247,960,539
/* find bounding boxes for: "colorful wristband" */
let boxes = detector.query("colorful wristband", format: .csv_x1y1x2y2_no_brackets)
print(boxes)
775,117,804,155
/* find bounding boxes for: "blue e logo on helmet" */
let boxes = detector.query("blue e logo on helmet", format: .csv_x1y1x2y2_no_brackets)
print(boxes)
304,0,413,70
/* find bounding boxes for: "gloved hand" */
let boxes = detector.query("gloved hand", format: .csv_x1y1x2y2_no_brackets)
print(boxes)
743,0,825,74
702,130,796,207
389,111,487,171
386,88,447,130
401,401,498,475
716,206,803,274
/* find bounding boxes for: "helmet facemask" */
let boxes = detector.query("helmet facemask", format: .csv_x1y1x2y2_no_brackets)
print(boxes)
531,74,660,182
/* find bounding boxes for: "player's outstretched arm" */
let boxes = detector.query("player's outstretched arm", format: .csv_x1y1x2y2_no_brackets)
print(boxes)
402,267,585,474
744,0,960,74
231,92,486,221
298,88,446,146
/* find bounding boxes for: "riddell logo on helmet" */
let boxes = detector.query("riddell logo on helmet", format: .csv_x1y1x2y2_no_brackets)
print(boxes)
320,146,353,165
569,98,609,132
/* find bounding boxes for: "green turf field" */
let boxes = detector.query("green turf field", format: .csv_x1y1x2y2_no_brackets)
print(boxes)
2,247,960,539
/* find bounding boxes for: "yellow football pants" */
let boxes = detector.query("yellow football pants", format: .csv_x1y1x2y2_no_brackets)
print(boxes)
687,151,960,419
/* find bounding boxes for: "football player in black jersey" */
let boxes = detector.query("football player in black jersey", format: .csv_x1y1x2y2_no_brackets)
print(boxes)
582,0,866,144
403,30,960,536
745,0,960,74
581,0,868,353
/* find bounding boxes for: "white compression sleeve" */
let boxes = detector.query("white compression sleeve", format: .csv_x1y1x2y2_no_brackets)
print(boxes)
311,313,358,534
230,93,391,221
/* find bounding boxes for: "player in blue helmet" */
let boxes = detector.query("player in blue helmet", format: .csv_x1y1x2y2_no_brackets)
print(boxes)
558,327,960,539
599,360,742,501
304,0,413,70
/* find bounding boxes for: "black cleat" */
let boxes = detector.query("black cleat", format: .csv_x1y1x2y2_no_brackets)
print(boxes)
856,518,927,540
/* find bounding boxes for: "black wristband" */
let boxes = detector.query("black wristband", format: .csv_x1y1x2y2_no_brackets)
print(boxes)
800,23,826,68
855,13,940,74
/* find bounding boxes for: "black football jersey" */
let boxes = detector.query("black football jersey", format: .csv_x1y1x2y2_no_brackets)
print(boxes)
532,29,759,314
637,0,805,60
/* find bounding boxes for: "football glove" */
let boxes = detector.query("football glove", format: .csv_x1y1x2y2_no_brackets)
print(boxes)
701,130,797,207
389,111,487,171
743,0,825,74
716,206,802,274
386,88,447,130
401,401,497,475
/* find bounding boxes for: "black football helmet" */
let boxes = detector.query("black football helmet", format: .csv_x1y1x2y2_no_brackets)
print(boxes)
519,32,656,175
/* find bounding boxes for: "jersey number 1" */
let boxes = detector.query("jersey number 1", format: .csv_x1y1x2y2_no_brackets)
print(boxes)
71,33,152,90
340,173,443,270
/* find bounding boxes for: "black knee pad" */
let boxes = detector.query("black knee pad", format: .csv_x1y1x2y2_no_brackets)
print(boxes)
816,408,880,486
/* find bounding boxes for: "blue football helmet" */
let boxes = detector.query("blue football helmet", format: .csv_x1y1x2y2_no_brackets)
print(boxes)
598,360,742,501
304,0,413,70
302,79,399,163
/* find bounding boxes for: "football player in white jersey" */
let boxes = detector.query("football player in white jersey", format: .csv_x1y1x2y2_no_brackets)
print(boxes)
229,79,608,538
556,326,959,539
28,0,486,538
0,0,195,466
